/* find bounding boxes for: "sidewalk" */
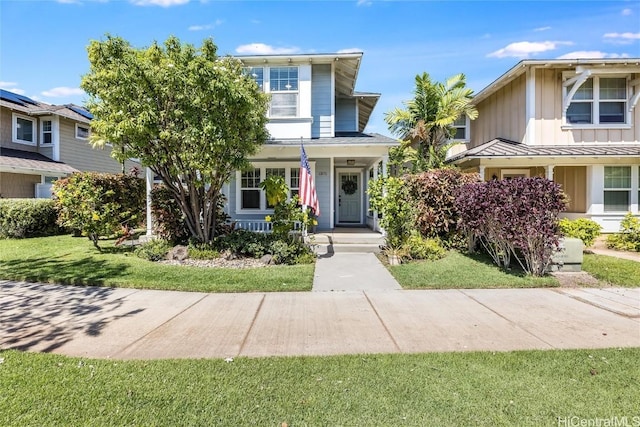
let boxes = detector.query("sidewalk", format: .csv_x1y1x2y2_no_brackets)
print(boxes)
1,279,638,360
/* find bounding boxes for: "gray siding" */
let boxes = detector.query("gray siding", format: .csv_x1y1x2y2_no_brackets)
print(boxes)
311,64,332,138
1,107,38,152
335,98,357,132
314,158,331,230
0,172,40,198
58,118,134,173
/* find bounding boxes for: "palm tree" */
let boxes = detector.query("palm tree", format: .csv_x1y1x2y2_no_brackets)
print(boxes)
385,72,478,172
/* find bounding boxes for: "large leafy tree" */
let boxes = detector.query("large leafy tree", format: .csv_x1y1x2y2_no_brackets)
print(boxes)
385,73,478,172
82,35,270,243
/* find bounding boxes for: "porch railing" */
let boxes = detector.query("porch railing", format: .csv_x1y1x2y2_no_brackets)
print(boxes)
232,220,304,233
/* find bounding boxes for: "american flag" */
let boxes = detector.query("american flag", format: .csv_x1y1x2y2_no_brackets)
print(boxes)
300,143,320,216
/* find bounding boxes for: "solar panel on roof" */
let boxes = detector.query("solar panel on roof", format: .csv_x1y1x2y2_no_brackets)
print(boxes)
66,104,94,120
0,89,39,107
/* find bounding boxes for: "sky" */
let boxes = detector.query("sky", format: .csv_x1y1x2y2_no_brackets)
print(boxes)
1,0,639,137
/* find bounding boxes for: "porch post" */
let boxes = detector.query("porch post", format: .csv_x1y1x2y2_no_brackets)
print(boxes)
145,167,153,236
478,165,486,181
545,165,555,181
329,156,335,229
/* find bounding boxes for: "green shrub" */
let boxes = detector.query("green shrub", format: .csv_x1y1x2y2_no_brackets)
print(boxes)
403,234,446,261
53,171,145,250
212,229,314,264
150,185,190,244
188,242,220,260
606,213,640,252
0,199,65,238
558,218,602,247
135,239,172,261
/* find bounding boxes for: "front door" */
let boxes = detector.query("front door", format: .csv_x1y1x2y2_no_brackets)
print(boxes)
338,171,362,224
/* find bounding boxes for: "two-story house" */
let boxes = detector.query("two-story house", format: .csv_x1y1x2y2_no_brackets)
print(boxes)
0,89,139,198
225,52,397,232
449,58,640,232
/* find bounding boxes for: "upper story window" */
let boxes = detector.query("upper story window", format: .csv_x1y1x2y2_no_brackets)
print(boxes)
75,123,90,140
243,67,264,90
269,67,298,117
452,115,468,140
565,76,627,126
12,113,36,145
41,120,53,145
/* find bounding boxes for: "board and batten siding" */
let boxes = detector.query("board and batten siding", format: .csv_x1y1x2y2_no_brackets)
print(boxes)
535,68,639,144
311,64,332,138
58,118,133,173
335,98,357,132
470,74,527,148
0,172,40,198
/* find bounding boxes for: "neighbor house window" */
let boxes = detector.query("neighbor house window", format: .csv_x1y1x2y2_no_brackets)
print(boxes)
240,168,261,210
41,120,53,145
452,115,468,140
269,67,298,117
566,76,627,125
75,123,90,139
12,113,35,145
237,163,309,212
604,166,631,212
243,67,264,90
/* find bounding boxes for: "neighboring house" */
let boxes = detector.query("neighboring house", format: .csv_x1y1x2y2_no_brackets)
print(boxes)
449,59,640,232
226,52,397,232
0,89,138,198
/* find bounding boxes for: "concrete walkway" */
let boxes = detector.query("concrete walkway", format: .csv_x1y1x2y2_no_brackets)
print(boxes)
1,280,638,360
313,252,401,291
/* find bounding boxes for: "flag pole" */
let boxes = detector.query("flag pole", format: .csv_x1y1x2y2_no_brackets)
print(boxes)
300,137,308,237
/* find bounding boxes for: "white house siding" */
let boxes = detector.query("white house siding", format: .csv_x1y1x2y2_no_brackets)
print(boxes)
335,98,357,132
311,64,332,138
314,158,331,229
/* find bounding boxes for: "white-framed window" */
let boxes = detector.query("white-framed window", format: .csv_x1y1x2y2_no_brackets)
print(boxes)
565,76,628,126
452,115,469,140
243,67,264,90
604,166,631,212
269,66,298,117
12,113,36,145
237,163,307,212
501,169,530,179
41,119,53,145
75,123,90,140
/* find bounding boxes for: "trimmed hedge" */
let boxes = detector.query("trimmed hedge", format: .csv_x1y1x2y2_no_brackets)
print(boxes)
558,218,602,247
0,198,65,238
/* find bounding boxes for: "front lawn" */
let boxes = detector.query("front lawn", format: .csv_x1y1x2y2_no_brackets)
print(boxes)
0,235,313,292
389,251,559,289
582,253,640,287
1,348,638,426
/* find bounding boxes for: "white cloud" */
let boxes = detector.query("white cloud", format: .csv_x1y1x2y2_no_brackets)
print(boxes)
41,87,85,97
533,26,551,32
235,43,300,55
357,0,372,6
188,19,222,31
56,0,82,4
603,32,640,44
622,8,632,16
337,48,363,54
250,19,261,24
557,51,630,59
487,41,572,58
0,82,26,95
130,0,189,7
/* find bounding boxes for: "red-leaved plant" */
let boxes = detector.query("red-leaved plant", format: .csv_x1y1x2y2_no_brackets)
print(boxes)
456,177,567,276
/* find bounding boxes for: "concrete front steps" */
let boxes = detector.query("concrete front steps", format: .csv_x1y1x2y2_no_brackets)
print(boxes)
310,227,385,254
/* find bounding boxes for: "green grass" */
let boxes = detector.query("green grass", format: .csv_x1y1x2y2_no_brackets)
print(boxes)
0,235,313,292
389,251,559,289
583,253,640,287
1,348,638,426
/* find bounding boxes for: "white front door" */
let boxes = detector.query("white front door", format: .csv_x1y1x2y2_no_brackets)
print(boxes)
337,171,362,224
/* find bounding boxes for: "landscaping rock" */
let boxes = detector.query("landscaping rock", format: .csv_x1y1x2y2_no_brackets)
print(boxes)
167,245,189,261
260,254,274,265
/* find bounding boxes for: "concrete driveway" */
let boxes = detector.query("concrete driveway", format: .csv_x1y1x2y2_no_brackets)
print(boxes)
1,280,638,360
